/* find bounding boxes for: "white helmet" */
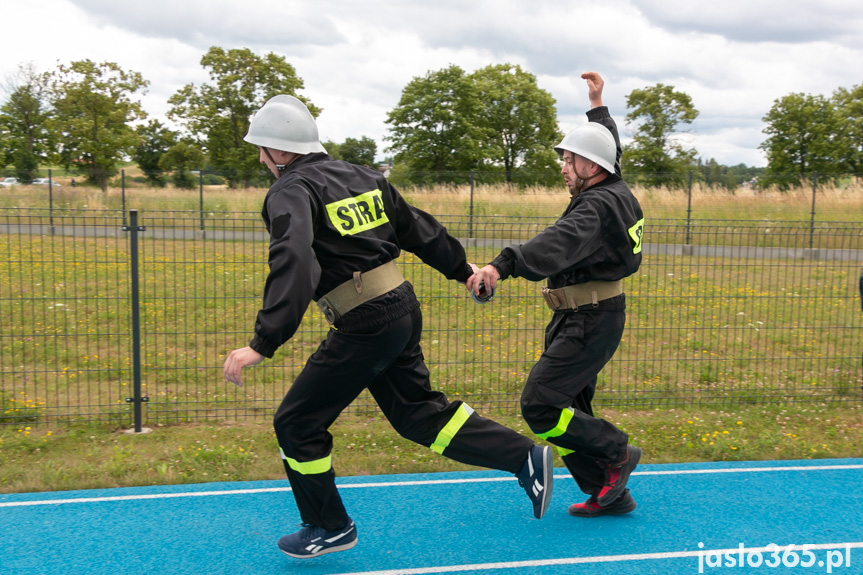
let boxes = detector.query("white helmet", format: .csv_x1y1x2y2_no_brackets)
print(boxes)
244,95,326,154
554,123,616,173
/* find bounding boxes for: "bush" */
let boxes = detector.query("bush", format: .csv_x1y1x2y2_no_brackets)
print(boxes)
202,174,226,186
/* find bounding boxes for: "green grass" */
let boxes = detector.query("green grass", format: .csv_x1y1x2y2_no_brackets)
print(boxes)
1,402,860,494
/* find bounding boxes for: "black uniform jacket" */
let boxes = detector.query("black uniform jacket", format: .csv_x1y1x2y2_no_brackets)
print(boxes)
490,107,644,289
249,154,471,357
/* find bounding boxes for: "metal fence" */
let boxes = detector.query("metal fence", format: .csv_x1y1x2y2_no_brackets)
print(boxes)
1,208,861,428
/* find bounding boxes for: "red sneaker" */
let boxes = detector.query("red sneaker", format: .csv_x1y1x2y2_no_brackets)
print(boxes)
597,445,641,506
568,489,636,517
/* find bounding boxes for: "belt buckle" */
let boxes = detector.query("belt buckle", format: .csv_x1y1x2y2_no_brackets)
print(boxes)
316,298,338,325
541,287,561,310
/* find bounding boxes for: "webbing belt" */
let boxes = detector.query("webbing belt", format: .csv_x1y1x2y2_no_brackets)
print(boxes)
541,280,623,311
316,261,405,324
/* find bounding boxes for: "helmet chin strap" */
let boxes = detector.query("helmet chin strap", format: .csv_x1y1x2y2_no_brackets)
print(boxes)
572,163,601,195
263,147,292,173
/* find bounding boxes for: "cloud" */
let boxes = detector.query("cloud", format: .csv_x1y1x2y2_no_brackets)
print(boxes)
67,0,345,52
634,0,863,46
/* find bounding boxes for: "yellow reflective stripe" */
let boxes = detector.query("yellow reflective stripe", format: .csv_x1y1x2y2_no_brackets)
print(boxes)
628,217,644,254
556,446,575,457
280,447,332,475
536,408,574,440
430,403,475,454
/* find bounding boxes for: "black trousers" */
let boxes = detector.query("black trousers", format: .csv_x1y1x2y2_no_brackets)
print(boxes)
520,295,630,496
273,283,534,530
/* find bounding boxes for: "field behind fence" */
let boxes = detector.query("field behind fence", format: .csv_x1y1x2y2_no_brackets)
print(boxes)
1,181,862,428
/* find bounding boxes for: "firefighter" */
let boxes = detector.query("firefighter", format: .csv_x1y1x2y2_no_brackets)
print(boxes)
467,72,644,517
222,95,553,559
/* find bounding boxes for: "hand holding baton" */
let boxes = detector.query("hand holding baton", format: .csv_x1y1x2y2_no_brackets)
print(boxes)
472,280,495,304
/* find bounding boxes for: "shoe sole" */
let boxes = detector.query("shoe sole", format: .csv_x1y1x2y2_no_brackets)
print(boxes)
280,537,358,559
597,446,641,506
568,499,637,518
536,445,553,519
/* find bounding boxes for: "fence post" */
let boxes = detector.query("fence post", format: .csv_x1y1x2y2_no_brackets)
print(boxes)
121,170,127,227
685,170,693,248
48,168,55,232
809,171,817,250
199,170,205,231
469,170,475,238
123,209,150,433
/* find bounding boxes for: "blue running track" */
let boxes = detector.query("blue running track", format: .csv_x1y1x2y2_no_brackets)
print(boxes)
2,458,862,575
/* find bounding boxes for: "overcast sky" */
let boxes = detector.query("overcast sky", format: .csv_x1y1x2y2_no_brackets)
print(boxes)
3,0,863,168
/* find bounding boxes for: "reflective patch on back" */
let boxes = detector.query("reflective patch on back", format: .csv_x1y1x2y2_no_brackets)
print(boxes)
325,189,389,236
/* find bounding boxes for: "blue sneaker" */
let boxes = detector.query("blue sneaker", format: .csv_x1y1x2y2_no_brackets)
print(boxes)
517,445,553,518
277,519,358,559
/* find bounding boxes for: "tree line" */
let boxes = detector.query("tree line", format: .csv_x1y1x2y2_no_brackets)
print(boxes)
1,47,861,192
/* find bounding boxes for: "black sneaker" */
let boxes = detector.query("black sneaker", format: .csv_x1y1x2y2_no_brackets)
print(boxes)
277,519,358,559
517,445,553,519
597,445,641,506
568,489,637,517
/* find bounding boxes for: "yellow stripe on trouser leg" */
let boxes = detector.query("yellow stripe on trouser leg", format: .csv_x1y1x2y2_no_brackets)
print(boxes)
430,403,475,454
536,407,575,457
280,447,332,475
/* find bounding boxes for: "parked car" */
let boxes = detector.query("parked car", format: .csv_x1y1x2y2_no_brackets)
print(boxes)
31,178,61,187
0,177,19,187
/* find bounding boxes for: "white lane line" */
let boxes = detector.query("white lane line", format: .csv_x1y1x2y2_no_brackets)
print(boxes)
1,464,860,508
0,487,293,507
628,464,863,476
326,542,863,575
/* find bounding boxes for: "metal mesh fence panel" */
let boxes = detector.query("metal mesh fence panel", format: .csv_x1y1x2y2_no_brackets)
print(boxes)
0,209,131,425
1,209,861,428
605,219,862,407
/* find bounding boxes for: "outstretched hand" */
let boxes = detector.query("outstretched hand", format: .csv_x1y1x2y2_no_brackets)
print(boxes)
223,346,265,387
582,71,604,108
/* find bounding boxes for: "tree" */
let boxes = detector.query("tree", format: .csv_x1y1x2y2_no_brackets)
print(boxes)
385,65,483,180
386,64,564,185
0,63,53,181
698,157,724,187
132,120,177,187
48,60,148,192
159,139,205,189
167,46,318,188
759,93,840,188
832,84,863,176
339,136,376,166
322,140,342,160
0,125,8,169
469,64,561,184
623,83,699,186
696,158,764,190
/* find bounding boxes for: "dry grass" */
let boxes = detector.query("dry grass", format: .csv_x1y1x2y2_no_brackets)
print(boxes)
3,178,863,221
400,180,863,221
